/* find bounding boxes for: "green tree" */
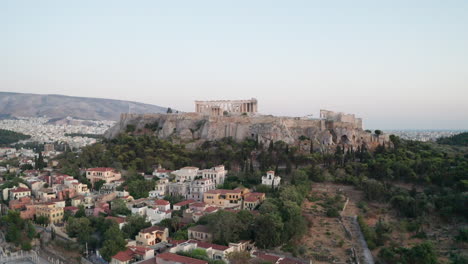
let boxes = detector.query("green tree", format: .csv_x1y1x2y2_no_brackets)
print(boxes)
35,215,49,226
75,205,86,218
127,179,153,199
281,201,307,240
253,213,284,248
111,199,131,216
94,180,106,191
279,186,304,206
100,224,127,261
66,217,94,244
122,215,151,239
36,151,45,169
198,211,243,245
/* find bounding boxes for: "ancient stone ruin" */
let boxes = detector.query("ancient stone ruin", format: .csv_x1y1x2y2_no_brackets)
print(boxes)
195,98,258,116
105,100,390,152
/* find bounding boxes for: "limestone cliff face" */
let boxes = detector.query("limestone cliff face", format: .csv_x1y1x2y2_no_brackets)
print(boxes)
105,113,390,151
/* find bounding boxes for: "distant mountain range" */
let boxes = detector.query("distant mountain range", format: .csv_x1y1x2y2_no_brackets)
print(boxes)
0,92,169,121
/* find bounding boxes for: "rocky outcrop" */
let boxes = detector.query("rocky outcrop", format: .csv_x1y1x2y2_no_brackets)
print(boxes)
105,113,390,151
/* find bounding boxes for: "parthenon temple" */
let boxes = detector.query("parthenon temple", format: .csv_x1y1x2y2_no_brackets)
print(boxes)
195,98,258,116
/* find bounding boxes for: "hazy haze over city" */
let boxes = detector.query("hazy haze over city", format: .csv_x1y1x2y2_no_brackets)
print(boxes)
1,0,467,130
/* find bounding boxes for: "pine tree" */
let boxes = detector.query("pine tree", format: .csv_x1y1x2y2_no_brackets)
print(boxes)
36,152,45,170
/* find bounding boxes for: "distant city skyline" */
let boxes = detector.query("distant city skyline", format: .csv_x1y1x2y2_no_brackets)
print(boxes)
1,1,467,130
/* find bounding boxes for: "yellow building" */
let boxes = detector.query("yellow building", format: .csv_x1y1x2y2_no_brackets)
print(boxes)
135,226,169,246
203,188,250,208
35,203,64,224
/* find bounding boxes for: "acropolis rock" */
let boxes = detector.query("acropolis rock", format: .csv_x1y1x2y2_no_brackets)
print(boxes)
105,106,390,152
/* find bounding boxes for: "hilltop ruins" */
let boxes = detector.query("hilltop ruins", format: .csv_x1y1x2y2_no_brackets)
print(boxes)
105,99,389,152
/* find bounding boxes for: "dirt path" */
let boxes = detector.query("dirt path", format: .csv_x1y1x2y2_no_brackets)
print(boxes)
338,185,375,264
301,183,375,264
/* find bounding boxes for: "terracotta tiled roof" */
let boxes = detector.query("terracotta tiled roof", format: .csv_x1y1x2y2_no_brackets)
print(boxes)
112,249,133,261
196,241,229,251
156,169,173,173
141,225,166,234
112,246,151,262
106,216,126,224
128,246,152,256
174,199,196,207
204,206,218,213
255,253,281,262
11,187,31,193
244,192,265,202
154,199,170,205
190,202,206,208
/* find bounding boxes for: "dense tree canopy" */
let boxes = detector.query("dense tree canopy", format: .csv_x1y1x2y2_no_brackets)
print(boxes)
56,131,468,262
437,132,468,146
0,210,35,250
0,129,31,145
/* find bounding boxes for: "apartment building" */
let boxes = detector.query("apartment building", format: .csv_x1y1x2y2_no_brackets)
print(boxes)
85,167,121,186
9,187,31,200
35,203,64,224
136,226,169,246
203,188,249,209
188,178,215,201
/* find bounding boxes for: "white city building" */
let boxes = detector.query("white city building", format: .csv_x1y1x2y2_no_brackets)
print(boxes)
146,207,172,225
199,165,227,186
262,171,281,188
150,178,169,198
173,167,199,182
189,178,216,201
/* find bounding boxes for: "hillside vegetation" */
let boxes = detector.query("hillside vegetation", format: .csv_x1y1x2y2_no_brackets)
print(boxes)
0,129,31,145
437,132,468,146
57,133,468,263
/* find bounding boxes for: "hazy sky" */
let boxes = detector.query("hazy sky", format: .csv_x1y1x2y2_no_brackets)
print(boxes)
1,0,467,129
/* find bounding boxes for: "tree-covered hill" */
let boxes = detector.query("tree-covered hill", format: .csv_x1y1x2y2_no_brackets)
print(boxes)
437,132,468,146
56,133,468,262
0,129,30,145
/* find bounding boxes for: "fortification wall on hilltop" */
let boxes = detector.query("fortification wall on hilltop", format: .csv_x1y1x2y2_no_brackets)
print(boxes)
106,112,389,152
320,109,363,129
